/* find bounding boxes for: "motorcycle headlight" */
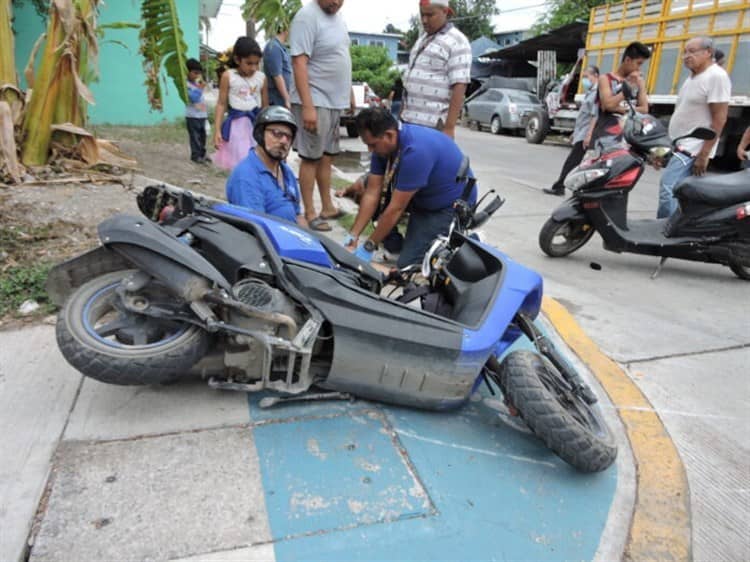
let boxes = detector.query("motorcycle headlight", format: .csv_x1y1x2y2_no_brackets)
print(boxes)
649,146,672,159
564,168,608,190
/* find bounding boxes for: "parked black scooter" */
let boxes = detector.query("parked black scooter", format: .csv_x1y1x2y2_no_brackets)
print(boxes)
538,104,750,280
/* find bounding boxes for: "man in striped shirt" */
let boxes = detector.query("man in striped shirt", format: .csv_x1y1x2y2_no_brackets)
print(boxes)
401,0,471,138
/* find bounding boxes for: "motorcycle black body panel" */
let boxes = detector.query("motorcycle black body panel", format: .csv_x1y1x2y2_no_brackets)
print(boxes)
99,214,232,292
285,262,477,410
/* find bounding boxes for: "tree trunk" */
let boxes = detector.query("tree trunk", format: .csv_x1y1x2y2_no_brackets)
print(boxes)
245,17,256,39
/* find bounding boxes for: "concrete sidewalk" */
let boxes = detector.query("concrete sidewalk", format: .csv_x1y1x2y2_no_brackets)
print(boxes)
1,306,638,562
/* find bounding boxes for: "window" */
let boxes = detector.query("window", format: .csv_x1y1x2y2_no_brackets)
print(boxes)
371,40,385,48
351,39,359,46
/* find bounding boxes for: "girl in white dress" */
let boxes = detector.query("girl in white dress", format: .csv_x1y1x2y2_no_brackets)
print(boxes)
212,36,268,170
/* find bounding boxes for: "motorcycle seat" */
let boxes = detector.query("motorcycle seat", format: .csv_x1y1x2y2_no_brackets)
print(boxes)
675,170,750,207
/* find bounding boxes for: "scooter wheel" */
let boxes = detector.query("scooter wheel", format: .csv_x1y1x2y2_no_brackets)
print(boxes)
498,350,617,472
56,270,209,385
539,217,594,257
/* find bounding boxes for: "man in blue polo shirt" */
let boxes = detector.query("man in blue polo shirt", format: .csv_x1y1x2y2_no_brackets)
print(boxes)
345,107,477,267
226,107,305,225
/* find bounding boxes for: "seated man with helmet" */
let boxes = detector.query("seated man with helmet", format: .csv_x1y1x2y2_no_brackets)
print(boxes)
225,107,306,226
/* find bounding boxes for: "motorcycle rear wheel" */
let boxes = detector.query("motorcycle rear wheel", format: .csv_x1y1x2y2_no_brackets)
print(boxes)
56,270,209,385
539,217,594,257
498,350,617,472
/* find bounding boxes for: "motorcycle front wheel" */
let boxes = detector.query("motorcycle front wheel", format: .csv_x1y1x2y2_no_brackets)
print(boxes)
498,350,617,472
56,270,209,385
539,217,594,257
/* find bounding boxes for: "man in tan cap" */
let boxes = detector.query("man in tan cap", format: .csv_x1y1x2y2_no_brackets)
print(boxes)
401,0,472,139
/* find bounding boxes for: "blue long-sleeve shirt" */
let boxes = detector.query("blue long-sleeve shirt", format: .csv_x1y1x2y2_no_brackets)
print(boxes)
186,80,207,118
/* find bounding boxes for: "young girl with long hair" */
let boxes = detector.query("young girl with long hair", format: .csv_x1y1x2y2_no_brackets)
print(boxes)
212,37,268,170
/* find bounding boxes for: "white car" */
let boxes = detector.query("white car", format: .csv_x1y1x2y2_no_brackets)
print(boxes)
340,82,380,137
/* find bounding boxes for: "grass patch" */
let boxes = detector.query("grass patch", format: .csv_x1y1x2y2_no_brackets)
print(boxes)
93,119,188,145
0,263,55,317
337,212,374,237
330,175,351,191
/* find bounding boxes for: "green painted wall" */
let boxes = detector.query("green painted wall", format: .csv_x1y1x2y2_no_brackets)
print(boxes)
13,2,200,125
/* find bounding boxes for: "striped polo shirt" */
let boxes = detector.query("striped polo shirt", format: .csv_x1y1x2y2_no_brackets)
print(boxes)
401,23,472,128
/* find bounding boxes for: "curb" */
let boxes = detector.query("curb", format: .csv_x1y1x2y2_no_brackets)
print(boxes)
541,296,692,562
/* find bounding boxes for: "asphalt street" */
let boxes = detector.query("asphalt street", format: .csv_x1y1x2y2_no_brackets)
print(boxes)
338,126,749,561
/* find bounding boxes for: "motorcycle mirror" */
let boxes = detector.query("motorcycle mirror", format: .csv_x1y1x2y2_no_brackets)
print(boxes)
481,195,505,217
689,127,716,141
672,127,716,147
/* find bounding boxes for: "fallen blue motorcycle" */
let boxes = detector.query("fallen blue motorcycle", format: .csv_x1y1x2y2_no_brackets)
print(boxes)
47,180,616,472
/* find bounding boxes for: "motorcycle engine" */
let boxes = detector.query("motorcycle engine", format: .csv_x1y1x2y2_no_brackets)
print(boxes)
223,279,300,382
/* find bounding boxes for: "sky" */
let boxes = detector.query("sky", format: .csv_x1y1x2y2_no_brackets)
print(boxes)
205,0,548,51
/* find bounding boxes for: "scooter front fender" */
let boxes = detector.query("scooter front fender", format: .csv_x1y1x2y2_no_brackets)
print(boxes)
551,198,586,223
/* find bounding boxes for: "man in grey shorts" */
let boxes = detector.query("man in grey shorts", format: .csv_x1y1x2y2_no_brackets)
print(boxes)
289,0,353,231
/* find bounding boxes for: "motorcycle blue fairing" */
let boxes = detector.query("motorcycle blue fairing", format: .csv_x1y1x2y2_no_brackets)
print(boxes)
213,202,334,269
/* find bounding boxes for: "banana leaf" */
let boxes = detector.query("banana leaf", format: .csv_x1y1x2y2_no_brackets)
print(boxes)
139,0,188,110
21,0,99,166
242,0,301,37
1,0,16,87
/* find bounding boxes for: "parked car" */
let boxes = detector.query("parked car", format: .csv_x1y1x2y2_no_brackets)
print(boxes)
464,88,543,135
340,82,380,138
523,54,584,144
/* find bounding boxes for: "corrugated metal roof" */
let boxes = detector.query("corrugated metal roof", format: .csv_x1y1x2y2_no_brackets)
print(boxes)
483,22,587,64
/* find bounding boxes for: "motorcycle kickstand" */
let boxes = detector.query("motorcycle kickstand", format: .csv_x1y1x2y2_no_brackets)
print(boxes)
259,392,354,409
651,256,668,280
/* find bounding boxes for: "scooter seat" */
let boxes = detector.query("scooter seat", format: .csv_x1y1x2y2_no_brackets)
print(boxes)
675,169,750,207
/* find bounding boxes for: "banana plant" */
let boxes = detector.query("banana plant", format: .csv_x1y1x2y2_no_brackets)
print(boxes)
242,0,301,37
139,0,188,110
1,0,22,117
21,0,98,166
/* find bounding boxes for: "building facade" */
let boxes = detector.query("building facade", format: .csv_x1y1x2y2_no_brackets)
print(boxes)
13,2,212,125
348,32,401,63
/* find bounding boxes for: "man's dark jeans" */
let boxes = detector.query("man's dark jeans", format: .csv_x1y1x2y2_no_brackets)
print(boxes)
397,207,455,268
186,117,207,161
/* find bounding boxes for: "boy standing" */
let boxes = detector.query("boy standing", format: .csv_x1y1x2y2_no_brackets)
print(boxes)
186,58,209,163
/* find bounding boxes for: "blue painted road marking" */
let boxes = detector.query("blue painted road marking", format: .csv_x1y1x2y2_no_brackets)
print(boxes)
247,323,617,560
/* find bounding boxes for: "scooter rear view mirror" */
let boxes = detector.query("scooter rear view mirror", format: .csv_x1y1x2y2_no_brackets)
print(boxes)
673,128,716,146
689,127,717,140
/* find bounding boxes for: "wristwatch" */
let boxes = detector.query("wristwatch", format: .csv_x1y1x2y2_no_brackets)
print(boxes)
363,239,378,252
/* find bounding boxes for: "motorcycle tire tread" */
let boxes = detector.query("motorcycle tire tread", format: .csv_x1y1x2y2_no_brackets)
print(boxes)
56,270,210,386
539,218,594,258
499,350,617,472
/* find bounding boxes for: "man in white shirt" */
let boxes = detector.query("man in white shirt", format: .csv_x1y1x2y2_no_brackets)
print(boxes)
657,36,731,218
401,0,471,138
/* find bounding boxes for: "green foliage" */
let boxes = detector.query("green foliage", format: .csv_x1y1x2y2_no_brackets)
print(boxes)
0,263,53,316
242,0,301,37
139,0,189,109
404,15,421,50
531,0,609,35
450,0,497,41
350,45,399,99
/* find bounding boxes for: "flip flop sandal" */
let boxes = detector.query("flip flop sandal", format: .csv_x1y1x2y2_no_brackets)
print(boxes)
320,208,347,220
309,217,332,231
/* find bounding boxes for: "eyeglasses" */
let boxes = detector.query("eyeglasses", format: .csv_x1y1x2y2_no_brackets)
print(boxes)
266,128,294,141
